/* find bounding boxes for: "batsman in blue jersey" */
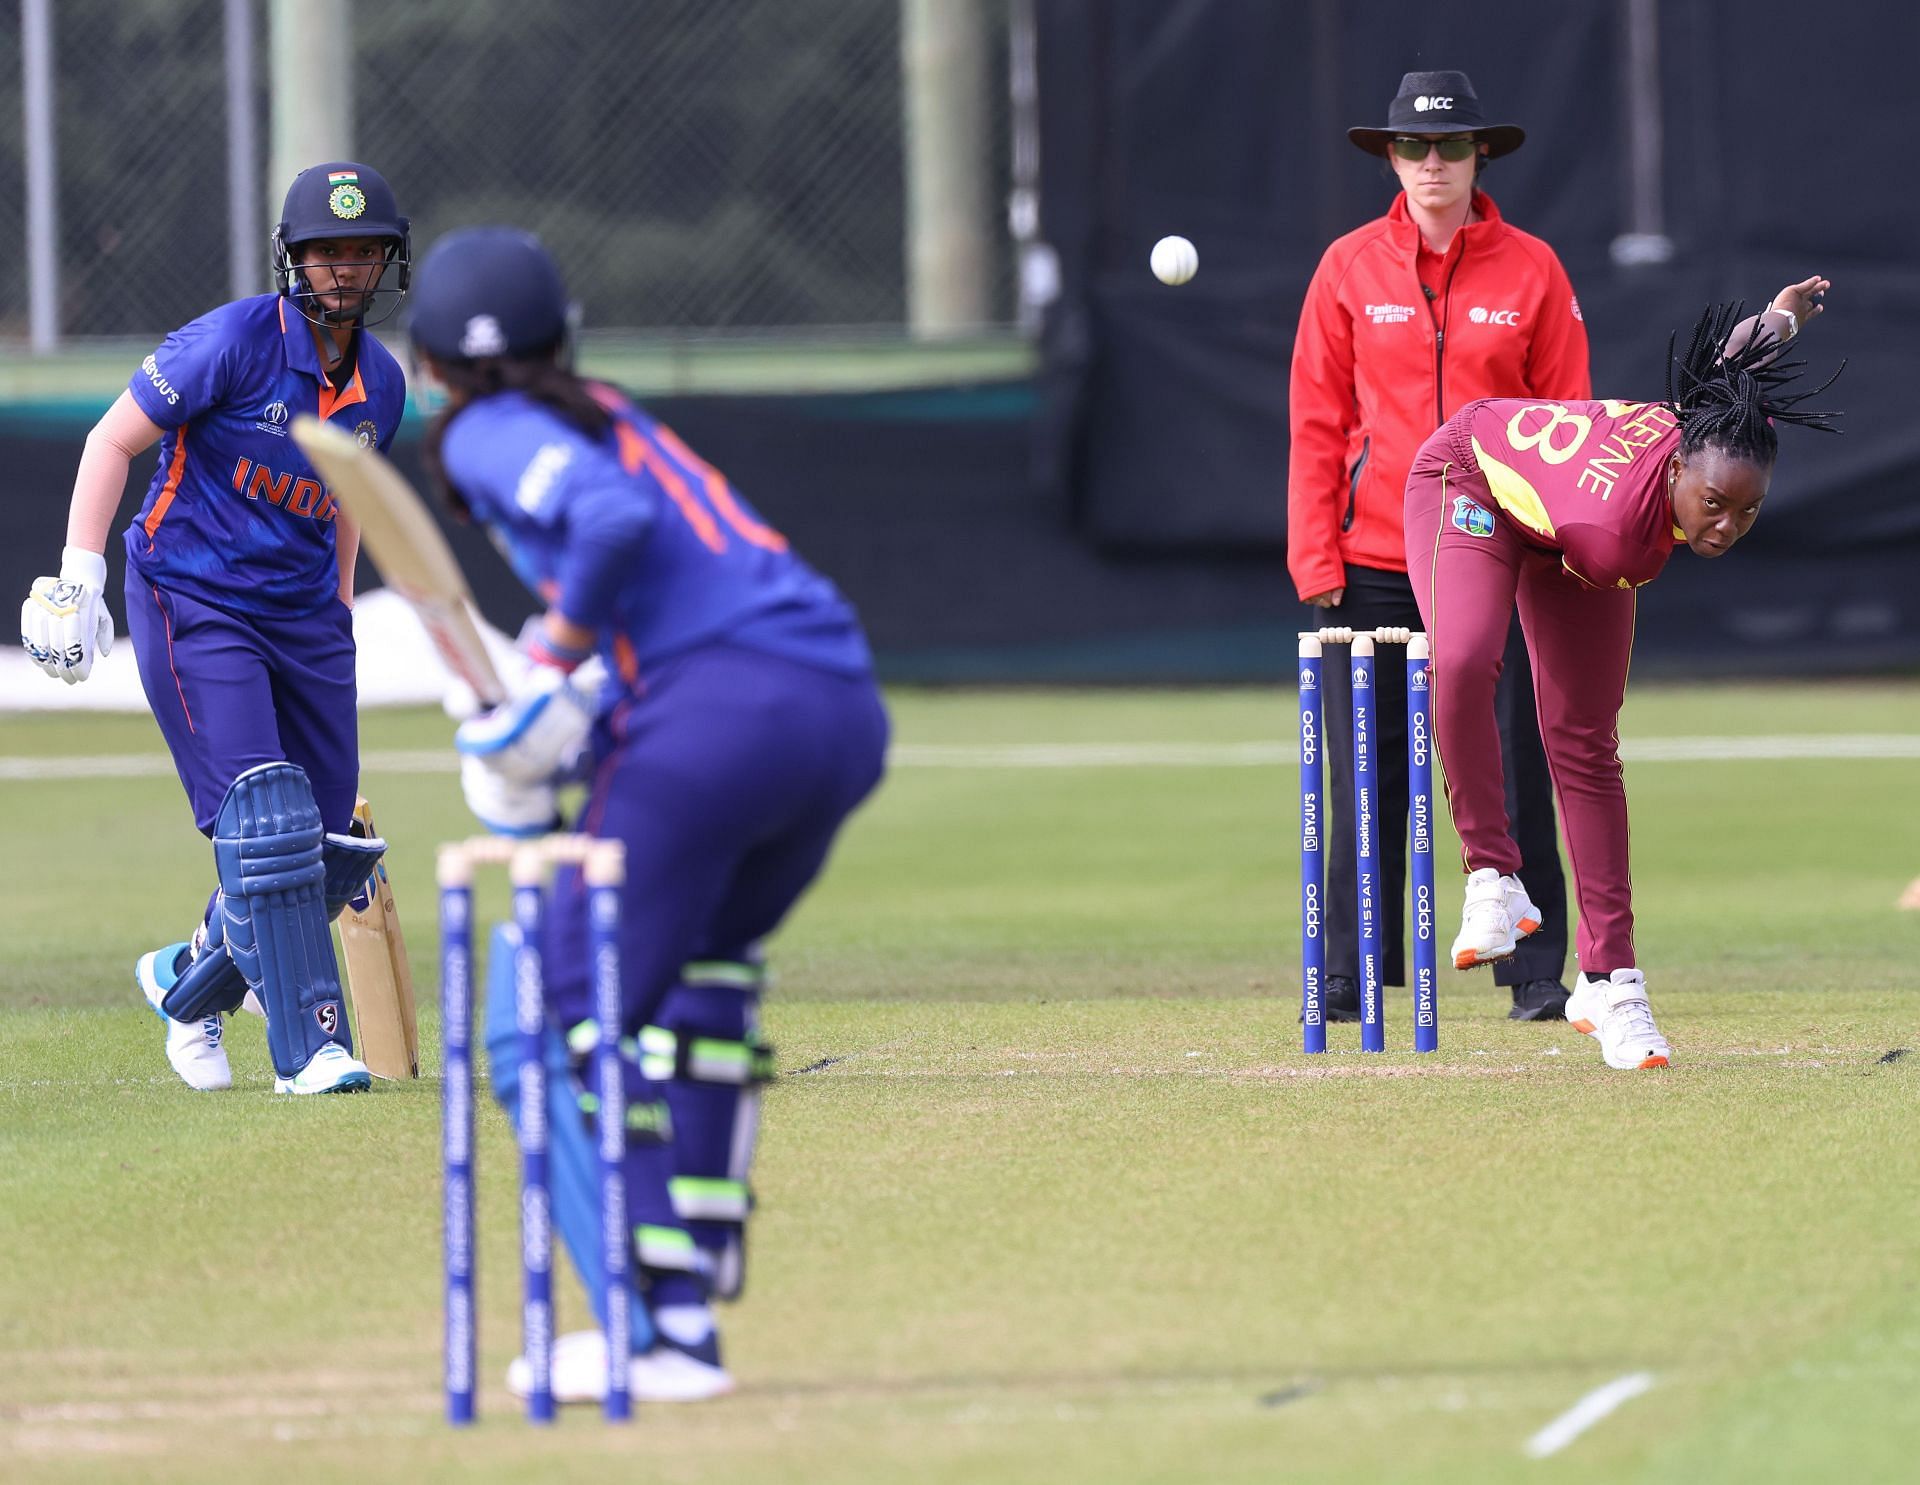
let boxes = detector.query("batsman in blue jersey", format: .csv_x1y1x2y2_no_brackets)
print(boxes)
19,163,411,1096
409,227,888,1404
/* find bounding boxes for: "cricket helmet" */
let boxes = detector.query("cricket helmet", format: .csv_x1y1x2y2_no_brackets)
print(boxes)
271,161,411,328
407,227,572,363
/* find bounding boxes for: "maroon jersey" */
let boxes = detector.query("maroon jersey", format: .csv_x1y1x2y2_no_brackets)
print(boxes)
1455,398,1685,588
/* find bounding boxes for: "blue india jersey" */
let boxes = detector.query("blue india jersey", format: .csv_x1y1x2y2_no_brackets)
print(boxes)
438,385,872,686
122,294,408,617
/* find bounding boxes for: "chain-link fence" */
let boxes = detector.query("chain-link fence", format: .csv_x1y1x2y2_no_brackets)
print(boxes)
0,0,1013,344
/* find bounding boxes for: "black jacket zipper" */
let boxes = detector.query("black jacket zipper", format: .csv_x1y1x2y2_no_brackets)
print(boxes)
1431,243,1466,425
1340,436,1370,532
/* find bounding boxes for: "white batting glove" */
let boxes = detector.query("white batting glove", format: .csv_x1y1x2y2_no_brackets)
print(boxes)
454,661,593,785
21,546,114,684
459,754,562,838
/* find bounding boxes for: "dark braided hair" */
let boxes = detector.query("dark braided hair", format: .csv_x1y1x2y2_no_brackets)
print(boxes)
421,355,614,519
1663,301,1843,467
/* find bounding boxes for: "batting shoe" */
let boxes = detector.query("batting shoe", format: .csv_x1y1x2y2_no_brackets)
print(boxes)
273,1042,373,1096
136,942,232,1092
1450,868,1542,969
1565,969,1672,1070
507,1330,734,1405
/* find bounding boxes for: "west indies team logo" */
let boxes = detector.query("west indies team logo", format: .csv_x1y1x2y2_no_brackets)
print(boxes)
327,170,368,220
354,420,379,449
1452,495,1496,539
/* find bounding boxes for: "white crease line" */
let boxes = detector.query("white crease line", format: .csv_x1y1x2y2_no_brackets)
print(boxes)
3,735,1920,782
1524,1370,1655,1459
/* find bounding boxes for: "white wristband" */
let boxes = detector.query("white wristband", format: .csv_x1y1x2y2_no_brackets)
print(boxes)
58,545,108,589
1767,305,1798,339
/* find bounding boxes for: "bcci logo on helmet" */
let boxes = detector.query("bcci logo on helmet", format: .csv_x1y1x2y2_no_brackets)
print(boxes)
326,169,368,220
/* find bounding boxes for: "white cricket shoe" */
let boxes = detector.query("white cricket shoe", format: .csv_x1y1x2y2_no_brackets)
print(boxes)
136,942,232,1092
273,1042,373,1095
507,1329,734,1405
1451,868,1542,968
1566,969,1672,1070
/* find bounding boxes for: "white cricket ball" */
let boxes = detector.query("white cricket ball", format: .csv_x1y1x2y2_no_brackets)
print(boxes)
1150,235,1198,286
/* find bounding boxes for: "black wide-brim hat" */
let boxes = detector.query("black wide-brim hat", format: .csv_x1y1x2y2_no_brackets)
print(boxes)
1348,70,1525,159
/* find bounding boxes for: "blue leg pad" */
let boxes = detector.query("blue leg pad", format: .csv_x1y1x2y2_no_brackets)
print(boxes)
650,961,772,1300
159,909,248,1019
213,762,351,1078
483,923,669,1348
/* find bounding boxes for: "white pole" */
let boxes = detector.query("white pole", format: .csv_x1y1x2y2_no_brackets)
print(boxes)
268,0,354,228
22,0,59,350
902,0,992,338
1007,0,1055,336
226,0,261,298
1610,0,1673,268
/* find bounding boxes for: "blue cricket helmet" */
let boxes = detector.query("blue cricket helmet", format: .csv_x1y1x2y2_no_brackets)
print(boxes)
272,161,410,327
408,227,572,362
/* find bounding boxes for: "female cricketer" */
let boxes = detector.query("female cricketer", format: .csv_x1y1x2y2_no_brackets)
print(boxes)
1405,278,1838,1070
408,226,889,1402
18,162,410,1096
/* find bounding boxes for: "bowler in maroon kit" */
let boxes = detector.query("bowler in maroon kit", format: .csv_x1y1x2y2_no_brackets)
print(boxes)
1403,280,1840,1070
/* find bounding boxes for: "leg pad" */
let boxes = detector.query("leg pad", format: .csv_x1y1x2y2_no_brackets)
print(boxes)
212,762,351,1077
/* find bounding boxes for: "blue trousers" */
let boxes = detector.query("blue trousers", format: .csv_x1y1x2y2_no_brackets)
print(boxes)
124,573,359,836
539,645,888,1032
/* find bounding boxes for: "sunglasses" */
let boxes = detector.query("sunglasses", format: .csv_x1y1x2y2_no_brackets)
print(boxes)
1391,136,1479,163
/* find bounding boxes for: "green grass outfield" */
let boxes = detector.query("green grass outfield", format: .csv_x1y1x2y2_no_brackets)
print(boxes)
2,684,1917,1483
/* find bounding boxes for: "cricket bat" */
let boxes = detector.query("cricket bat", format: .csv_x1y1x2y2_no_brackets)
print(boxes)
338,796,420,1080
291,415,507,708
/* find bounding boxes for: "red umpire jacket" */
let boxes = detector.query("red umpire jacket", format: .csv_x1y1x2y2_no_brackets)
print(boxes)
1286,191,1590,601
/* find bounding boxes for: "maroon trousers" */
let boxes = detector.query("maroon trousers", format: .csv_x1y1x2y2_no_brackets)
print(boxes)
1404,433,1638,973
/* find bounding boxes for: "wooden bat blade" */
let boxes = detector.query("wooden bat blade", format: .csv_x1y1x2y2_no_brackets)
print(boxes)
338,796,420,1080
292,415,507,707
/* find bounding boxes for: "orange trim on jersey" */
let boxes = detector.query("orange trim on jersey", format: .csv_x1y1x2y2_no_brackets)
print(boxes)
316,363,367,422
142,429,191,542
612,634,641,686
614,424,725,552
650,422,788,552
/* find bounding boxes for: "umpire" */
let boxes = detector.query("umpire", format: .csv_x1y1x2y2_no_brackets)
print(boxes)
1287,70,1580,1020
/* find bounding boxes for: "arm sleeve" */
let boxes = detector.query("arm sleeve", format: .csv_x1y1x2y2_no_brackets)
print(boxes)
553,481,654,627
126,312,237,427
374,383,406,455
1524,252,1592,402
1556,524,1655,591
1286,248,1358,600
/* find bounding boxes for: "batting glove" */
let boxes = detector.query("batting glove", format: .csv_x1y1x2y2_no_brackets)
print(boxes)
21,546,114,684
454,661,594,786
